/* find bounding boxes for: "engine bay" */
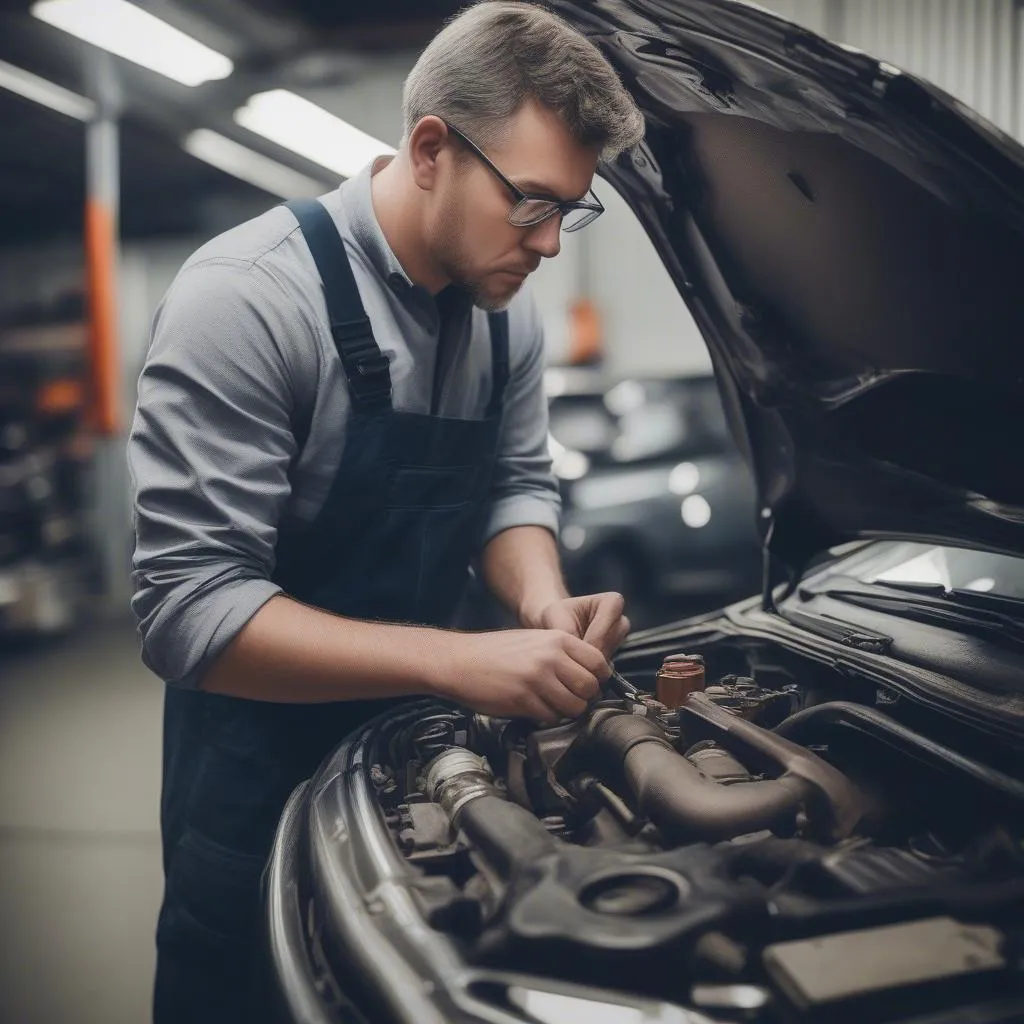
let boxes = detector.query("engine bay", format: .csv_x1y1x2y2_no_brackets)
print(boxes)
346,650,1024,1024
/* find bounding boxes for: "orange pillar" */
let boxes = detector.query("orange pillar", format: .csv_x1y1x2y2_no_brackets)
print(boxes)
84,54,128,610
85,100,120,435
567,297,603,366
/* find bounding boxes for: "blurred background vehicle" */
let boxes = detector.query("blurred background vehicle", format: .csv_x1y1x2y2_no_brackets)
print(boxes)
546,369,761,627
454,367,762,632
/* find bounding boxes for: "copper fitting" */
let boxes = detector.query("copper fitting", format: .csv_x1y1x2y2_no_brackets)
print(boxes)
656,653,706,708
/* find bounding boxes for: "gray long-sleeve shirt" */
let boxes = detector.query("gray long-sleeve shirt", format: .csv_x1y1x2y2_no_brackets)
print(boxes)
128,163,561,689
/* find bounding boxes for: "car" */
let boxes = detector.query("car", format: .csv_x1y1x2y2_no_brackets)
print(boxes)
547,371,762,625
261,1,1024,1022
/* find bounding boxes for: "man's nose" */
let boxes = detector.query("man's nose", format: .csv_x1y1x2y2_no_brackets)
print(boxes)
523,214,562,260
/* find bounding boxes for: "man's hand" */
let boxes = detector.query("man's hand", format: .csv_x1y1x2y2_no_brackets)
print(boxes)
525,592,630,659
433,628,611,724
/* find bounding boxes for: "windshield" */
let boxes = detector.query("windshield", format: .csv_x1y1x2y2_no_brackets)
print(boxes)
823,542,1024,602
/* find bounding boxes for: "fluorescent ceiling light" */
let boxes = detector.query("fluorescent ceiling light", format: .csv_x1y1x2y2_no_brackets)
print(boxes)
31,0,233,87
234,90,395,179
184,130,331,199
0,59,95,120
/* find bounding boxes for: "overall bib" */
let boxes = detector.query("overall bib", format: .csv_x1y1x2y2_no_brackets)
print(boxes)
153,197,509,1022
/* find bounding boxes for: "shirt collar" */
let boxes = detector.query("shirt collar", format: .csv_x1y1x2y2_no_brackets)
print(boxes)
338,158,415,291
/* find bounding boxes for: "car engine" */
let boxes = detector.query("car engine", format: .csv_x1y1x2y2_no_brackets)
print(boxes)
324,655,1024,1024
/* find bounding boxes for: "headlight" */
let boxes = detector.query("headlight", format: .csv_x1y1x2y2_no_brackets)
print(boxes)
668,462,700,496
681,495,712,528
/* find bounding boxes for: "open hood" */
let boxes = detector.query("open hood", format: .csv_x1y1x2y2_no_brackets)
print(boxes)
552,0,1024,577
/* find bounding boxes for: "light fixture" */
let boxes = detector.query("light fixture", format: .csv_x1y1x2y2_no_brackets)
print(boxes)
554,449,590,482
681,494,712,528
234,90,395,179
603,379,646,416
183,130,331,199
31,0,233,87
560,525,587,552
668,461,700,496
548,433,590,482
0,59,95,120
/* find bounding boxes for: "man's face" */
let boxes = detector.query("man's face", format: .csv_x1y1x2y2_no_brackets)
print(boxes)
427,100,601,311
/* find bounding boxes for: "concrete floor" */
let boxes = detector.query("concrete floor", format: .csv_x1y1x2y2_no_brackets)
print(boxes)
0,618,164,1024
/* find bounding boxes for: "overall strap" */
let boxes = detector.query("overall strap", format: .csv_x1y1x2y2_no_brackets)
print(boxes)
286,198,392,411
485,311,510,417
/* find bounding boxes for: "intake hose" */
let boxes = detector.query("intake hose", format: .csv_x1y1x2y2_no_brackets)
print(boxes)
773,701,1024,808
680,693,869,842
424,748,557,878
588,711,812,843
590,697,869,844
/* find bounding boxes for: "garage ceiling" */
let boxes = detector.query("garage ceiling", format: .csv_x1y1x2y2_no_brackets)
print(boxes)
0,0,466,243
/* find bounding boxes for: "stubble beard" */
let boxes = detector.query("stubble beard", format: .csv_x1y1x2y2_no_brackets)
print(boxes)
432,201,521,313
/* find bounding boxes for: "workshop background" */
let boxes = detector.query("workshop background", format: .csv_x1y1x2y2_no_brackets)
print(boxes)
0,1,1021,1021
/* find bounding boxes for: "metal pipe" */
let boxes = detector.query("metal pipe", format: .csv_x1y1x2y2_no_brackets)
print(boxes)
424,748,557,878
425,749,499,823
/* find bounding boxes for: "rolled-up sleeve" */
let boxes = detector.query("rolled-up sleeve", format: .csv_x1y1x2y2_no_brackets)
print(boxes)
481,292,562,546
128,259,304,688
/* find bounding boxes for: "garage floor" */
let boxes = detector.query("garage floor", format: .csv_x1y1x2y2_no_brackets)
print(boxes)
0,617,164,1024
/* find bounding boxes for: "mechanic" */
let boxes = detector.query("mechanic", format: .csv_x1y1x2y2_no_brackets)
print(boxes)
128,2,644,1020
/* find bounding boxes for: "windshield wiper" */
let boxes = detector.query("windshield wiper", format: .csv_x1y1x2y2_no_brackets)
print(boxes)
817,586,1024,652
777,607,894,654
872,579,1024,617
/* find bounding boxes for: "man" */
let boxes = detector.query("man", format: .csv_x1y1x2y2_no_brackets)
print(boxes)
128,2,645,1019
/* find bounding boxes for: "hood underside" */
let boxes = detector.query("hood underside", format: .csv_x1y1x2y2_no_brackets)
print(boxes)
553,0,1024,574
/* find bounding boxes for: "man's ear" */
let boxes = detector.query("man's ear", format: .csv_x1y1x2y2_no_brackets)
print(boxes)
407,116,449,191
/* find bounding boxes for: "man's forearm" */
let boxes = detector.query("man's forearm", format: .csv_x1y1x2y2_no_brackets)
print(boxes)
481,525,569,627
200,594,453,702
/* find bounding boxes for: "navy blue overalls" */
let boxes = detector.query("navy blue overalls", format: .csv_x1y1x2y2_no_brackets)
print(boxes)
153,197,509,1023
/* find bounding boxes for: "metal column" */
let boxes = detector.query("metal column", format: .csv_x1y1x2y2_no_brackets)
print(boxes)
85,53,130,614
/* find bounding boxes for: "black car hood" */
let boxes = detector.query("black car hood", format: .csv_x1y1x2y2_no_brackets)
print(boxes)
552,0,1024,577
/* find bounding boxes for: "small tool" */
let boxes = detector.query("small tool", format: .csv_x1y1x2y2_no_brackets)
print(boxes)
607,667,641,701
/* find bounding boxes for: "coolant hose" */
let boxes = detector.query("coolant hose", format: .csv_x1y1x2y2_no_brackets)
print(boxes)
774,701,1024,807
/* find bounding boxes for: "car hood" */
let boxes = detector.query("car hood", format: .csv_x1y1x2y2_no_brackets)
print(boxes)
552,0,1024,578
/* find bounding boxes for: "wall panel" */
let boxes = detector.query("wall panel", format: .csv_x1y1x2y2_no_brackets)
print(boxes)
839,0,1017,135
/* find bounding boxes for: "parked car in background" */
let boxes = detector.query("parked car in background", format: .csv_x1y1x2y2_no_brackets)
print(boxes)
546,369,761,625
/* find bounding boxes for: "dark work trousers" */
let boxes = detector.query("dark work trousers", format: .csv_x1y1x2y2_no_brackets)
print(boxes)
153,197,509,1023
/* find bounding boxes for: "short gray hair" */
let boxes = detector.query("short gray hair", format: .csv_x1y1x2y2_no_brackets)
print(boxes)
402,1,644,160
